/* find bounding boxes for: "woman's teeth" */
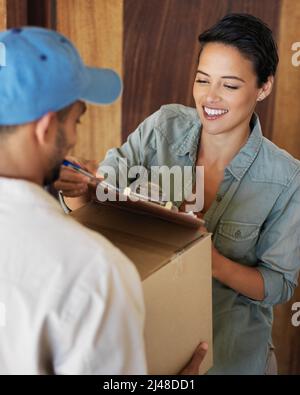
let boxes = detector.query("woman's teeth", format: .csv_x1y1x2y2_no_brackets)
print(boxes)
203,106,228,117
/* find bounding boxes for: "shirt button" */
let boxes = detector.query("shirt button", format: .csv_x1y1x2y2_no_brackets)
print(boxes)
235,230,242,239
216,194,223,202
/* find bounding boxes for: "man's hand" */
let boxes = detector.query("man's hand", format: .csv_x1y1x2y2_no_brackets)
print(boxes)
54,156,98,198
180,342,208,375
53,156,99,211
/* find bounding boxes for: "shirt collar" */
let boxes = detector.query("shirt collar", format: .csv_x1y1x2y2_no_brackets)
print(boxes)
226,113,263,180
171,112,263,176
0,177,61,210
171,120,201,159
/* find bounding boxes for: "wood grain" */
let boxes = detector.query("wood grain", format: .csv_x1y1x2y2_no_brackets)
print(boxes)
227,0,281,141
27,0,55,28
56,0,123,162
273,282,300,375
272,0,300,159
271,0,300,374
0,0,7,29
6,0,27,27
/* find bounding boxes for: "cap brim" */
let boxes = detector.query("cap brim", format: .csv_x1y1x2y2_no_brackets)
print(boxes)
81,67,122,105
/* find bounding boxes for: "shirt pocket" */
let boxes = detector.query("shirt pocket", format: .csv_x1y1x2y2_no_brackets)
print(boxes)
214,220,260,261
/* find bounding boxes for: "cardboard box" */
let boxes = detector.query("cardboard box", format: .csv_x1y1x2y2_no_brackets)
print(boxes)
71,202,213,374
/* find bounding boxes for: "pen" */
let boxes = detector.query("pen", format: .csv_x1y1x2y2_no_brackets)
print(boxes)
62,159,98,180
62,159,120,191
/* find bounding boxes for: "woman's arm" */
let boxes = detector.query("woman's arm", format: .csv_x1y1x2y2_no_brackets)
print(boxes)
212,245,265,301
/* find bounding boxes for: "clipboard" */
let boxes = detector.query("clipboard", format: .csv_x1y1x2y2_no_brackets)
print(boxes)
92,182,204,229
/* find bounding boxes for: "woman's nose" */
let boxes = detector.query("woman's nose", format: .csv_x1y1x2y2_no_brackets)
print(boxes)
206,86,221,103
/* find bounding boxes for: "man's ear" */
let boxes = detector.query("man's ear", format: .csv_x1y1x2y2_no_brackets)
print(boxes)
257,76,274,102
34,112,56,146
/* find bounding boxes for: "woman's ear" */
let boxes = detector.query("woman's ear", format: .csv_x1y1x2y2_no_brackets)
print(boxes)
34,112,56,146
257,76,274,102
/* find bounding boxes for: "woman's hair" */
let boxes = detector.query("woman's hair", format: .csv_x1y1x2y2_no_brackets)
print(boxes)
198,13,279,87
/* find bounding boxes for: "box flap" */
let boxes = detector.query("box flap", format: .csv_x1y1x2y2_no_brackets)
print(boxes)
71,202,206,279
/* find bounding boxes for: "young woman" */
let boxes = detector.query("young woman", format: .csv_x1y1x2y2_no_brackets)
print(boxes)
56,14,300,374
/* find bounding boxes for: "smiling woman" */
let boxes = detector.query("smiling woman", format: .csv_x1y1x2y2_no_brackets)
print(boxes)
95,13,300,375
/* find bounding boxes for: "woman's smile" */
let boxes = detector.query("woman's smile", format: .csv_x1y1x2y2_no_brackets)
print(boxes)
202,105,229,121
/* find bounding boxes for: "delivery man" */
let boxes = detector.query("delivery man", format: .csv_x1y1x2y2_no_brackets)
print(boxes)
0,27,207,374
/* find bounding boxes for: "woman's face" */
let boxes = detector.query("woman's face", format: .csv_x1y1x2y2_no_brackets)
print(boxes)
193,43,268,136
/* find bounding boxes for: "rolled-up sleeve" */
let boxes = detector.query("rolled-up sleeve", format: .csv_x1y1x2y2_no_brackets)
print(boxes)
250,171,300,306
256,266,297,305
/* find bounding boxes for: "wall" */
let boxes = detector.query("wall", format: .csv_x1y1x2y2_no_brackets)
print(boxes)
123,0,281,141
0,0,6,30
56,0,123,162
272,0,300,158
271,0,300,374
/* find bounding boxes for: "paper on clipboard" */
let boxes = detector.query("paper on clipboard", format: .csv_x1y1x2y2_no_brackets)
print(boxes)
92,181,204,229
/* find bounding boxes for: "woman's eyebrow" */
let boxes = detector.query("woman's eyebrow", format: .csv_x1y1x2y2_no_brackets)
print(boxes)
197,70,245,83
221,75,246,83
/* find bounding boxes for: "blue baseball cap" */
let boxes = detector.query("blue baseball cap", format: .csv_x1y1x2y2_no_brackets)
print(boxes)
0,27,122,125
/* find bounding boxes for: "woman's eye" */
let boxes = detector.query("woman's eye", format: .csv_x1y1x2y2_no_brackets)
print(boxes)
195,79,209,84
76,120,82,125
224,85,239,90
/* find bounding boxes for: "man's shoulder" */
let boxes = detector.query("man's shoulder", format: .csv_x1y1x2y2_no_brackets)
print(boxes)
21,204,140,312
41,207,131,270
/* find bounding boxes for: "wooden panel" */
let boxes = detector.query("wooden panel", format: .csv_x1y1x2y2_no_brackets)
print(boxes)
123,0,281,140
271,3,300,375
271,0,300,374
123,0,226,139
227,0,281,141
0,0,7,30
27,0,55,28
56,0,122,162
1,0,54,31
272,0,300,159
273,281,300,375
0,0,28,35
6,0,27,27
